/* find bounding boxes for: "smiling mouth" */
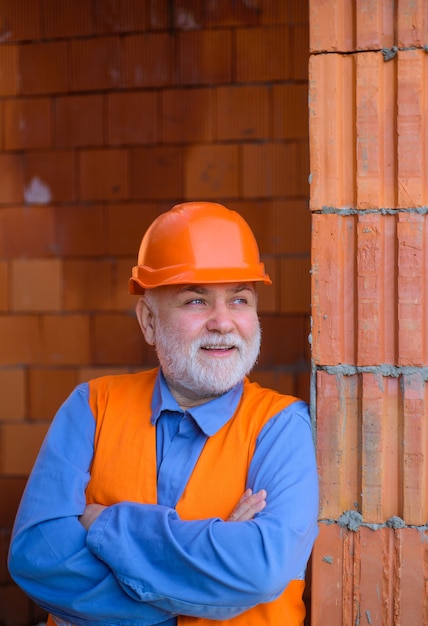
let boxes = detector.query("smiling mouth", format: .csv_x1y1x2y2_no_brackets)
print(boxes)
201,345,235,351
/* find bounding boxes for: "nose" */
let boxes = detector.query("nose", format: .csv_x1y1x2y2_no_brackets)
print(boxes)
205,301,235,334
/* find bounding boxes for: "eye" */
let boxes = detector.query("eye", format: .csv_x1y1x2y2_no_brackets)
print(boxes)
185,298,206,306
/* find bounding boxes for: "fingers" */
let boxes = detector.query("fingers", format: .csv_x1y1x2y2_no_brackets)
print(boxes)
227,489,267,522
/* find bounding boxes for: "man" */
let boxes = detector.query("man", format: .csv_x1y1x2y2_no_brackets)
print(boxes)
8,202,318,626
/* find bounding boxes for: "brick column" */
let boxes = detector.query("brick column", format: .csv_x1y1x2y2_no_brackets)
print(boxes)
309,1,428,623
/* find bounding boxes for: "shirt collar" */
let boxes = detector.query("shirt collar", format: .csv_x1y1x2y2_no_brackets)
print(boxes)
150,369,243,437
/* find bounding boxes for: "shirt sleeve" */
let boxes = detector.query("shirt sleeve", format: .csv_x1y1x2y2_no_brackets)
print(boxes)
7,384,173,626
85,400,319,617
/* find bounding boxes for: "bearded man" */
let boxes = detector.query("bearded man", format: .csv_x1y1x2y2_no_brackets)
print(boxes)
9,202,319,626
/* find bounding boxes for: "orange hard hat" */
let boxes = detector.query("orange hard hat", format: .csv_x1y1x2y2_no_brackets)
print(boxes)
129,201,271,293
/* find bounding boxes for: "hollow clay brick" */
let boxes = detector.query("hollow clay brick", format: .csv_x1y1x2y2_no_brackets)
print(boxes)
122,33,174,88
0,316,41,365
107,91,158,146
0,261,8,310
41,0,93,38
55,205,105,257
131,147,183,200
24,150,76,204
177,30,232,85
184,144,239,200
0,0,41,42
71,36,121,92
312,524,428,626
0,369,25,420
63,259,113,311
20,41,69,95
39,314,91,365
162,88,214,144
0,45,19,96
80,149,129,202
0,154,24,205
28,368,77,421
11,259,62,312
236,26,291,82
4,97,51,151
216,85,270,141
55,95,104,148
0,423,49,475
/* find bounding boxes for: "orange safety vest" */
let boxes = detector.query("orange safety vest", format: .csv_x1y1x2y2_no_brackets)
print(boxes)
49,369,306,626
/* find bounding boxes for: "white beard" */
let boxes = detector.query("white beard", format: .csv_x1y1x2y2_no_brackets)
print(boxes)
154,321,261,401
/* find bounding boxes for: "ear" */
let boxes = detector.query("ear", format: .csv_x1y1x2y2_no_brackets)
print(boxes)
136,297,156,346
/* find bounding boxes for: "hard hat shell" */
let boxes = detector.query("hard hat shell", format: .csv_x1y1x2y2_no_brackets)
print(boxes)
129,201,271,293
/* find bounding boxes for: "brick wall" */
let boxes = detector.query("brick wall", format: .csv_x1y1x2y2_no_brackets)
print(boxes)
0,1,311,623
309,1,428,624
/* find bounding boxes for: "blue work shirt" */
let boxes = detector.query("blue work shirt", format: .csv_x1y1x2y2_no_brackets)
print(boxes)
8,371,319,626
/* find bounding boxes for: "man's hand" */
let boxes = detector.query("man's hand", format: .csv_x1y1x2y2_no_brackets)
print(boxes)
79,503,107,530
227,488,267,522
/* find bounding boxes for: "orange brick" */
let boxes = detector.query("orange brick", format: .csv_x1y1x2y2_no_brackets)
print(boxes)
184,144,239,199
0,476,26,527
311,524,346,625
0,154,24,205
250,370,296,397
230,199,311,255
24,150,76,203
19,40,69,95
80,149,129,201
94,0,149,33
397,50,428,209
55,205,105,256
279,257,311,313
39,314,91,365
122,33,174,88
0,44,19,96
397,214,427,366
0,261,8,310
309,0,354,52
0,316,41,365
203,0,264,28
63,259,113,311
28,368,77,420
0,369,26,419
397,0,427,46
216,86,270,141
55,94,104,148
106,203,160,256
77,366,132,384
242,143,309,198
236,26,291,82
258,314,308,368
1,206,56,257
273,84,309,140
0,0,41,41
161,88,214,143
292,25,309,82
93,313,156,366
316,371,360,518
131,147,183,200
107,92,158,145
177,30,232,85
11,259,62,312
311,214,357,365
41,0,93,38
0,423,49,475
4,97,51,150
309,53,355,210
401,373,428,525
356,214,397,365
71,36,120,92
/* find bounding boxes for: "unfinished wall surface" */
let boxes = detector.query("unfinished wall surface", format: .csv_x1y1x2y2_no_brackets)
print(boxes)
0,1,312,623
309,0,428,624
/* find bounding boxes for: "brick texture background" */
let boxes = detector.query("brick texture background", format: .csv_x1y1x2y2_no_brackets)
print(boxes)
310,1,428,624
0,1,311,623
